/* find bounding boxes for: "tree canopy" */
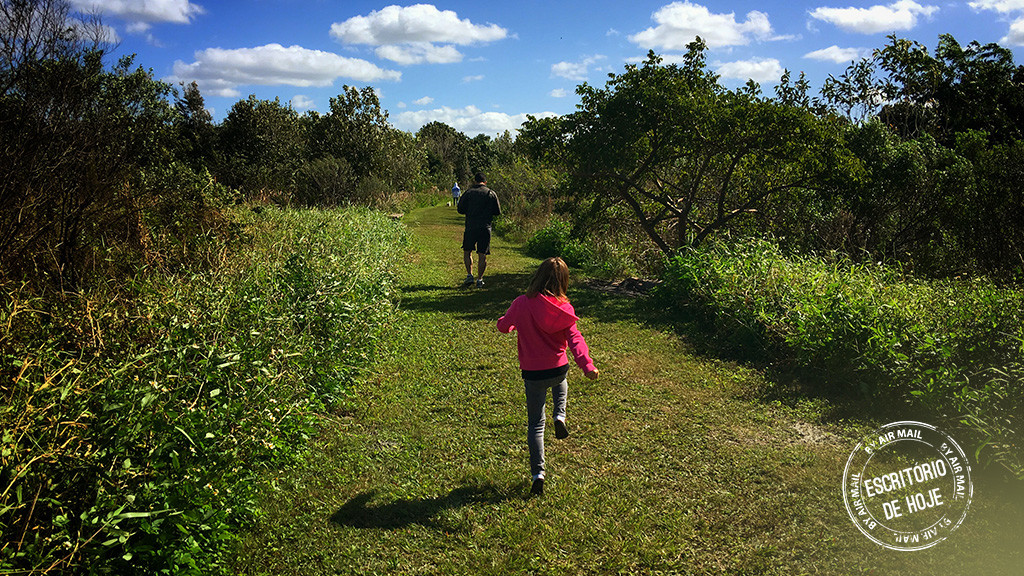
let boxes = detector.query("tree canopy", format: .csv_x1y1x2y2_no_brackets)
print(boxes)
521,42,850,254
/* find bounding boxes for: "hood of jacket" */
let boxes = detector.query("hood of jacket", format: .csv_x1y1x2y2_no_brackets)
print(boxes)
527,294,579,333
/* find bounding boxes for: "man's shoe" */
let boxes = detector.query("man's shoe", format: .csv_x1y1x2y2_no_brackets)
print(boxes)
554,419,569,439
462,274,474,286
530,478,544,496
476,278,485,288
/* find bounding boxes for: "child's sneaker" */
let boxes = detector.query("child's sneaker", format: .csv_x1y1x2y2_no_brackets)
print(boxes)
554,418,569,439
530,478,544,496
463,274,474,286
476,278,485,288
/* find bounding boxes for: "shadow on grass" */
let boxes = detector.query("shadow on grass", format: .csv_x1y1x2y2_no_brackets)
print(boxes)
400,272,531,321
400,268,637,324
329,482,522,531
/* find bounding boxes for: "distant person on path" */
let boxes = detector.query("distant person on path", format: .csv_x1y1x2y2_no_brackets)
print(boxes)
497,257,600,496
457,173,501,287
451,181,460,207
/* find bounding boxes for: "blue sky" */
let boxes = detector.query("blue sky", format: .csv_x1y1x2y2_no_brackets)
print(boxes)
74,0,1024,136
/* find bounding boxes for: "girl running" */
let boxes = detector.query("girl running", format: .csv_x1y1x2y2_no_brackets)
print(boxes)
497,257,599,496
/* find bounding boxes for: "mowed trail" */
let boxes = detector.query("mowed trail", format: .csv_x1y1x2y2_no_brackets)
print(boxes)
234,205,1022,576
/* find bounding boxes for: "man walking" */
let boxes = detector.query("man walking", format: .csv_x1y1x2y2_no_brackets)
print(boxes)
457,172,501,287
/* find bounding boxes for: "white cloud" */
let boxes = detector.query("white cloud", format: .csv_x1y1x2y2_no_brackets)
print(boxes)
804,45,870,63
809,1,938,34
167,44,401,98
331,4,507,45
375,42,463,65
969,0,1024,11
1005,17,1024,44
291,95,315,110
551,55,606,81
70,0,203,24
716,58,784,83
122,21,165,46
413,96,434,105
969,0,1024,45
550,88,569,98
393,105,557,136
125,21,150,34
71,0,200,46
463,74,485,83
331,4,507,66
629,1,783,50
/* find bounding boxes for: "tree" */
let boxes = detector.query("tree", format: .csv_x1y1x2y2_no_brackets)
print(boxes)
216,95,304,196
297,86,423,205
775,69,813,109
815,34,1024,276
378,127,426,199
948,132,1024,277
307,86,392,178
416,120,469,185
467,133,493,175
172,81,215,171
821,34,1024,144
818,57,885,124
832,120,974,271
520,43,849,254
1,0,107,93
1,0,174,286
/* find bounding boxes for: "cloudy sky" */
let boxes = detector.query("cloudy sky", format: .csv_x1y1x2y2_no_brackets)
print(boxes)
73,0,1024,136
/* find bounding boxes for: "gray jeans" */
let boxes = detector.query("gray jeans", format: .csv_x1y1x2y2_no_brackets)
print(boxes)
524,375,568,479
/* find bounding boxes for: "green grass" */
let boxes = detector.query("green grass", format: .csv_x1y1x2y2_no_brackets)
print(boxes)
657,239,1024,478
1,206,406,574
233,205,1023,575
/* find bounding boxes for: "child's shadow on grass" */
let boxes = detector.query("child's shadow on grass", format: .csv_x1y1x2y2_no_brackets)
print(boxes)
329,481,523,531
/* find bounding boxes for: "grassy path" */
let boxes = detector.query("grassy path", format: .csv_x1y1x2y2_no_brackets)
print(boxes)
235,205,1021,575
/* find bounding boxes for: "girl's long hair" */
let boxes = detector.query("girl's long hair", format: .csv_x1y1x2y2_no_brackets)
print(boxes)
526,257,570,302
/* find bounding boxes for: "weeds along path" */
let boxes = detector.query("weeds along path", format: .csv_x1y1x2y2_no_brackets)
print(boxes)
235,205,1021,576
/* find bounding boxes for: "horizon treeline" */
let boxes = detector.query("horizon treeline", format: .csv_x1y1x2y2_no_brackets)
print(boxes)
4,0,1024,290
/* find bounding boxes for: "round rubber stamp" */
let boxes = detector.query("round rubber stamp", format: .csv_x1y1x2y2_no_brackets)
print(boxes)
842,420,973,551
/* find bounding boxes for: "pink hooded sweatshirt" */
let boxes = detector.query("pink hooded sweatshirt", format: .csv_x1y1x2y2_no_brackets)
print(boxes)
497,294,596,374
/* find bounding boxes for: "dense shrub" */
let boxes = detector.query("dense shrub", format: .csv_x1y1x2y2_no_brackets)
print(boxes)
0,51,176,288
523,219,594,268
293,157,356,206
0,207,407,574
126,162,240,272
657,239,1023,477
215,96,305,197
522,217,664,278
487,159,559,242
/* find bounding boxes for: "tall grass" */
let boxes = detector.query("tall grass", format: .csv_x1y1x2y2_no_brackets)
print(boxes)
1,207,406,574
657,238,1023,478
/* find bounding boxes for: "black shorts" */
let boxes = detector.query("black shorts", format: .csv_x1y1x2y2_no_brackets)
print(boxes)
462,226,492,254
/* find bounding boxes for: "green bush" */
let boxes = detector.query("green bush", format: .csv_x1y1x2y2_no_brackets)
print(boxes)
523,218,656,278
657,238,1023,478
524,219,593,268
292,157,356,206
0,207,407,574
487,159,559,242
